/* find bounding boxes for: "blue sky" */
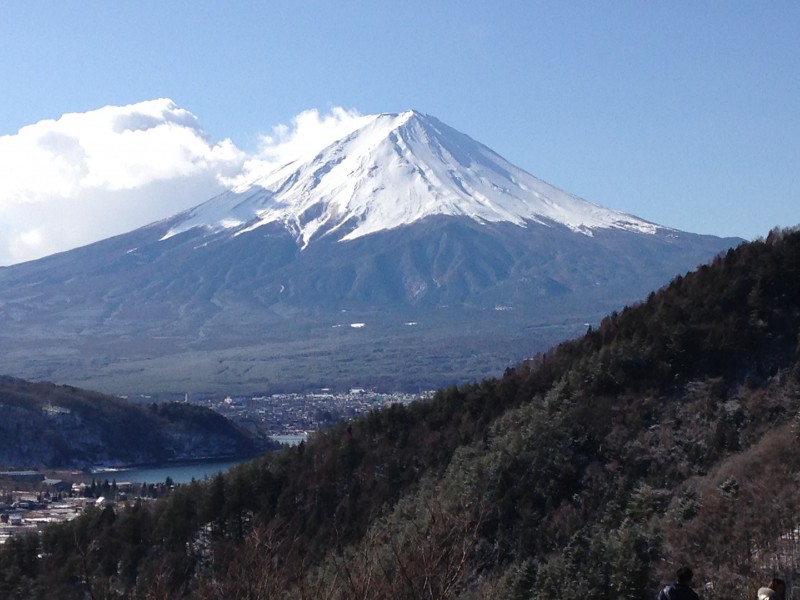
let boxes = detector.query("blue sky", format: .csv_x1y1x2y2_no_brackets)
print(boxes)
0,1,797,264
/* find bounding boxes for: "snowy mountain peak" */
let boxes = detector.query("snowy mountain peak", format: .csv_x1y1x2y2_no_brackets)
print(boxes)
163,110,659,247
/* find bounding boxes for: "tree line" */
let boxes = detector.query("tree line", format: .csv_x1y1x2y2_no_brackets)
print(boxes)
2,227,800,598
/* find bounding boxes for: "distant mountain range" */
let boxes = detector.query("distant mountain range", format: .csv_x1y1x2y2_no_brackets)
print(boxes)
0,110,741,395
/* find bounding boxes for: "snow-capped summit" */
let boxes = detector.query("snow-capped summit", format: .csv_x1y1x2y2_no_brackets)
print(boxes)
0,108,741,394
163,110,658,247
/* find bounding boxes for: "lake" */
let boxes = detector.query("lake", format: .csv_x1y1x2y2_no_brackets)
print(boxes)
92,434,308,484
271,433,308,445
93,458,250,484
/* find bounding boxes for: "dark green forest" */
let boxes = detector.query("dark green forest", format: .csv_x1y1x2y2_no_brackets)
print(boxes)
2,227,800,599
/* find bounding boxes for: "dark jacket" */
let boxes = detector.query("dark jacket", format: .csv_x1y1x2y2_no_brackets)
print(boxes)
658,583,699,600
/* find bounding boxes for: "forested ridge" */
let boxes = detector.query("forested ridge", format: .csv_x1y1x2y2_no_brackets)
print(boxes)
0,379,266,469
2,227,800,599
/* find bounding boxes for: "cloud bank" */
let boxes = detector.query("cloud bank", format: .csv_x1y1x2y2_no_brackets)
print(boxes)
0,100,366,265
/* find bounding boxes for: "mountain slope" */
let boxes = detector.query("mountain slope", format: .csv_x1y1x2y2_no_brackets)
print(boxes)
0,376,267,469
2,227,797,599
0,111,741,394
165,110,658,246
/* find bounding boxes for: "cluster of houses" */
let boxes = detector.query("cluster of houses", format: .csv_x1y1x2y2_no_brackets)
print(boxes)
201,388,431,439
0,470,127,545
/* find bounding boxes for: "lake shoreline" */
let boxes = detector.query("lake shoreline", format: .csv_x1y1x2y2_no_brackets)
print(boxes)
88,451,264,475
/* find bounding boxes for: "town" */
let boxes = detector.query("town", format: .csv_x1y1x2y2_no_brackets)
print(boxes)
0,471,173,545
187,388,433,443
0,388,432,544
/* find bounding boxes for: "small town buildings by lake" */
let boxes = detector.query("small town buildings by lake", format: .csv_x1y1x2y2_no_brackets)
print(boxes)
1,388,430,545
0,457,253,545
188,388,430,439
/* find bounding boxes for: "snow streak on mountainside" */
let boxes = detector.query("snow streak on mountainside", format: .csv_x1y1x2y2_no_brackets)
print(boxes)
163,110,659,248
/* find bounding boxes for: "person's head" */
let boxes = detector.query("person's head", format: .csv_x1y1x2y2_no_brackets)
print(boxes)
769,578,786,596
676,566,694,586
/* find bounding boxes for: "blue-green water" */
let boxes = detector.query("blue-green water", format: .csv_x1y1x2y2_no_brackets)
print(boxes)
94,458,249,485
92,434,308,484
271,433,307,445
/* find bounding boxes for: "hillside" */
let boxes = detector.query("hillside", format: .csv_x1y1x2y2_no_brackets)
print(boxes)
1,227,799,599
0,377,268,469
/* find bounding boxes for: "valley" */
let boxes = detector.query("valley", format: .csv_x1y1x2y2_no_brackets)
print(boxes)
0,106,775,599
1,227,798,598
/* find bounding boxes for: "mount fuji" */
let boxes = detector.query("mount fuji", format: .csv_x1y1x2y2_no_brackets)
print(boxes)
0,110,741,395
166,110,658,246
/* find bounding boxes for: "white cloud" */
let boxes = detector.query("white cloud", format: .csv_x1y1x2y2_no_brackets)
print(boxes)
227,106,372,188
0,99,245,265
0,100,367,266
